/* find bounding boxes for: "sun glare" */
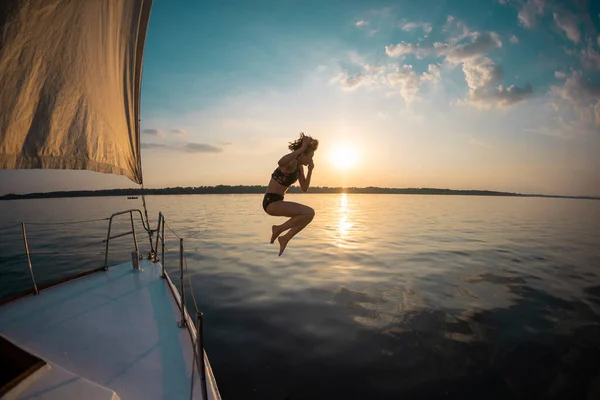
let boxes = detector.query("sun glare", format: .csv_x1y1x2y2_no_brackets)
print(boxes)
330,146,357,170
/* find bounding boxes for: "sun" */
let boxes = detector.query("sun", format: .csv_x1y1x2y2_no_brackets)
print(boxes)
330,146,357,170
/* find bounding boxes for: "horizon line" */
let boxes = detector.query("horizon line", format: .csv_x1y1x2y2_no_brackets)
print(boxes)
1,185,599,200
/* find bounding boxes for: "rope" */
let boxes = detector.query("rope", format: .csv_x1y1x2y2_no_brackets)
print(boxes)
184,254,199,314
157,217,199,313
28,251,106,256
73,240,106,249
23,238,106,256
26,238,105,255
140,183,152,237
163,224,207,242
0,223,21,231
164,219,199,314
162,221,199,314
184,251,201,400
165,222,182,240
25,217,109,225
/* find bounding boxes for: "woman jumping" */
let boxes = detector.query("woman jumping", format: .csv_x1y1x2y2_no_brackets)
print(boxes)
263,133,319,256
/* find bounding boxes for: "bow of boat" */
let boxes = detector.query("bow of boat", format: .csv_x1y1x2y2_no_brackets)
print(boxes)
0,259,220,400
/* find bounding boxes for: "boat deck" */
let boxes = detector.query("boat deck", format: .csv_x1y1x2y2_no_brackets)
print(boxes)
0,260,219,400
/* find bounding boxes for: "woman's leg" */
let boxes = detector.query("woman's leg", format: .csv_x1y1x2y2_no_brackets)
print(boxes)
269,214,305,243
266,201,315,255
276,214,313,256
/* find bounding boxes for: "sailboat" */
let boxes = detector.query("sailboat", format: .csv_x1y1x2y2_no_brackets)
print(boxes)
0,1,221,399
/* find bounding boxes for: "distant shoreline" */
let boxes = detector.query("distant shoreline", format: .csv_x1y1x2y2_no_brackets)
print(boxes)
1,185,598,201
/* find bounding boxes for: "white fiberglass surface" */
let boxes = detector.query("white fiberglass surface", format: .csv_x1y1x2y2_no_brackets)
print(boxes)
0,260,217,400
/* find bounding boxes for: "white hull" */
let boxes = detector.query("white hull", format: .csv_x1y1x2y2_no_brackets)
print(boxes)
0,259,221,400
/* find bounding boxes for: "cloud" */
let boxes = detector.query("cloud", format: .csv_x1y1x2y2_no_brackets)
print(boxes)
498,0,507,4
353,7,394,36
548,70,600,135
551,71,600,106
553,12,581,43
421,64,441,82
401,22,432,35
142,128,188,136
386,65,426,103
462,58,503,90
385,42,433,59
142,128,164,137
385,20,521,108
181,143,222,153
330,71,381,91
342,16,528,109
554,71,567,79
442,15,472,41
331,61,440,103
387,16,475,59
516,0,596,53
510,34,519,44
354,19,377,36
438,21,530,108
437,31,503,63
466,82,534,108
492,83,534,105
141,143,167,149
386,28,502,63
518,0,547,28
331,63,388,91
462,57,533,108
580,39,600,70
141,142,223,153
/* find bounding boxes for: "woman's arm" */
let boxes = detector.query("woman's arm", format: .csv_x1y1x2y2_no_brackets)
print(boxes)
299,161,314,192
298,165,307,191
278,148,304,167
277,137,309,167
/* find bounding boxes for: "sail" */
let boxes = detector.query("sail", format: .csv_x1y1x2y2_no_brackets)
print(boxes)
0,0,152,184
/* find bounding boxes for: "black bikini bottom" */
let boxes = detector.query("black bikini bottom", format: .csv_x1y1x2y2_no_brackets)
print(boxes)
263,193,284,212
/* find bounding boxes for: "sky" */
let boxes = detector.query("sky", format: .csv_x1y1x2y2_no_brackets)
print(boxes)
1,0,600,196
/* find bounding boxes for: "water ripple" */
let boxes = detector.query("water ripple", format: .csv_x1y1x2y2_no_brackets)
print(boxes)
1,194,600,399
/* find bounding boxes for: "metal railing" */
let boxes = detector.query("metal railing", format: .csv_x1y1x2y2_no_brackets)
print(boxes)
196,312,209,400
154,212,166,277
0,217,110,304
153,212,210,399
103,209,154,270
3,209,213,399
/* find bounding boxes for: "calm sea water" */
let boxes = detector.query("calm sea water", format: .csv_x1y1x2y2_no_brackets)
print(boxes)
1,194,600,399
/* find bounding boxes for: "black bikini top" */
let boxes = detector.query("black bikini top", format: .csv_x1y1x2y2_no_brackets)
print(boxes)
271,166,299,187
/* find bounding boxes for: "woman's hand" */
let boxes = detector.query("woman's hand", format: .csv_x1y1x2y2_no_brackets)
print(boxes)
301,136,311,151
308,159,314,171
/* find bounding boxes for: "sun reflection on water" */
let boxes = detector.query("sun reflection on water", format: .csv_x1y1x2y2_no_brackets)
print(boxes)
336,193,354,248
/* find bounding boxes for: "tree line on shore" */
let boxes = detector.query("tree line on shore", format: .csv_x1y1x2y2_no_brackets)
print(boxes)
1,185,597,200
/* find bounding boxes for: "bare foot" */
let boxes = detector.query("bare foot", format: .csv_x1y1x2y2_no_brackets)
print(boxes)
270,225,282,244
278,236,290,256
